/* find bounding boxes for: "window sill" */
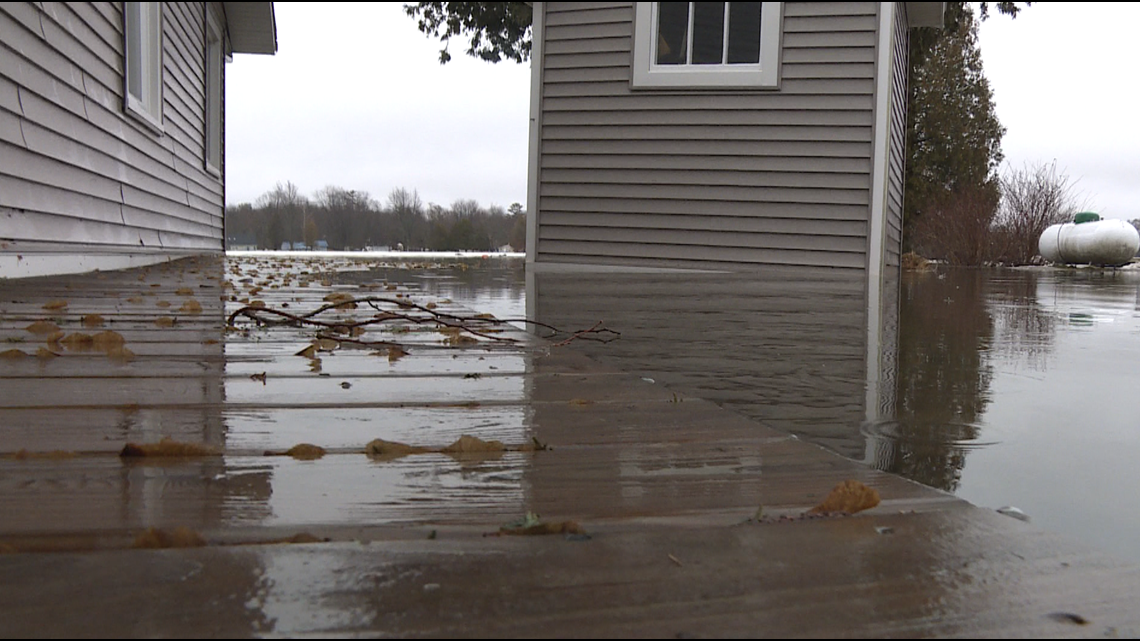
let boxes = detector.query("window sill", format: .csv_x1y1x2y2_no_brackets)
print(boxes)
125,96,164,135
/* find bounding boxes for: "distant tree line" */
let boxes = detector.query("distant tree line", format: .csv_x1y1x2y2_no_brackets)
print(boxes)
225,182,527,252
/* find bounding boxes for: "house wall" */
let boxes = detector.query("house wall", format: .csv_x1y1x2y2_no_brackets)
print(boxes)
531,1,883,270
885,2,908,267
0,2,225,274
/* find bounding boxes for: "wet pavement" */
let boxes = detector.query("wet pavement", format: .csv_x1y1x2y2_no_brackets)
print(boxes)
1,255,1139,637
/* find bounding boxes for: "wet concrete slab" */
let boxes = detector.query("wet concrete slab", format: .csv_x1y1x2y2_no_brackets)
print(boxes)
1,255,1139,637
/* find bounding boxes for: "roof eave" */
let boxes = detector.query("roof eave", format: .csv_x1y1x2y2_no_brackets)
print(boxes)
223,2,278,54
905,2,945,28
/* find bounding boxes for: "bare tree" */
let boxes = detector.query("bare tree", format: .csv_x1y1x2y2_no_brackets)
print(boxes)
387,188,426,249
993,161,1085,264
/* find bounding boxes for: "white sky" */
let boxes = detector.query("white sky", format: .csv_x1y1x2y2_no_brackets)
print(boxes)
225,2,1140,221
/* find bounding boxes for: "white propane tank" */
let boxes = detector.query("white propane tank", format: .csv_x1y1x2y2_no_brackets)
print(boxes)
1038,213,1140,266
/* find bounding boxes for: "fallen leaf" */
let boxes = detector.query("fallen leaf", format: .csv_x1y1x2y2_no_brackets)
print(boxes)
250,372,267,384
156,300,171,308
364,438,429,460
25,320,60,335
314,338,339,351
283,443,326,460
12,449,78,460
442,435,506,453
60,333,95,351
808,480,881,515
132,526,206,549
0,349,27,360
81,314,105,327
91,330,126,348
35,347,60,360
42,300,68,310
105,346,136,363
175,287,194,296
120,438,220,457
499,520,586,536
180,299,203,313
154,316,176,327
388,346,408,362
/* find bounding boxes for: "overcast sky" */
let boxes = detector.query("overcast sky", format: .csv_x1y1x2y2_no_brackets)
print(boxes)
225,2,1139,221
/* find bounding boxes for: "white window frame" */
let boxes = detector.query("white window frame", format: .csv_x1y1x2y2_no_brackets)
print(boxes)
631,2,783,89
123,2,164,132
204,5,223,177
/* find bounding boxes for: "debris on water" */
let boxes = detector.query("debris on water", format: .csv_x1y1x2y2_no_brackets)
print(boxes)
875,526,895,535
463,372,482,379
0,349,27,360
1047,612,1090,625
120,438,221,458
132,526,207,549
274,443,327,460
340,381,352,389
11,449,79,460
667,553,683,567
91,330,125,348
442,434,506,453
155,316,176,327
996,506,1031,522
808,479,881,515
81,314,105,327
365,438,431,460
25,320,60,335
494,512,588,537
42,300,68,310
250,372,267,384
180,299,203,313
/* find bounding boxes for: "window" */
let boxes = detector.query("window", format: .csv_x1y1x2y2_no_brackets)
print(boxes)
204,6,223,175
632,2,782,89
124,2,163,130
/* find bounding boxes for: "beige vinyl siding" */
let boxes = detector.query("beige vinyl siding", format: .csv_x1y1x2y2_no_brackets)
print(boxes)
0,2,224,256
884,2,908,267
535,2,880,270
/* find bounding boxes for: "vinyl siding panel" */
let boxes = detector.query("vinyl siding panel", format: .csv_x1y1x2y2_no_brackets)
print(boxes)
534,1,880,270
0,2,224,261
885,2,909,267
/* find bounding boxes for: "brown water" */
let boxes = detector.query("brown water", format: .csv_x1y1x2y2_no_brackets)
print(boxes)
221,255,1140,564
520,264,1140,565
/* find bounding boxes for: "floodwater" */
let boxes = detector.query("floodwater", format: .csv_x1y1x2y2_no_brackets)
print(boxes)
393,258,1140,565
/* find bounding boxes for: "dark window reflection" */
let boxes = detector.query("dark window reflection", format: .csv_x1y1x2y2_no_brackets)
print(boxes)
727,2,762,63
656,2,689,65
691,2,726,64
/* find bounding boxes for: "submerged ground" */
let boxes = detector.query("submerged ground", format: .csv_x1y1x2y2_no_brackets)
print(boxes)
0,253,1137,637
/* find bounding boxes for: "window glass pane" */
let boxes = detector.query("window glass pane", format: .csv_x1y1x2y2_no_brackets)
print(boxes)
126,2,142,98
691,3,726,64
656,2,689,65
727,2,762,64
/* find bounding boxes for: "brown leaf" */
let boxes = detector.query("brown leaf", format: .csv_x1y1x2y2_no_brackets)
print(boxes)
35,347,60,360
132,526,207,549
105,346,136,363
808,480,881,515
91,330,126,348
295,344,318,358
175,287,194,296
81,314,105,327
0,349,27,360
12,449,78,460
441,435,506,453
364,438,429,460
60,333,95,351
283,443,326,460
314,338,339,352
388,345,408,362
156,300,172,308
499,521,586,536
120,438,221,457
42,300,68,310
154,316,176,328
25,320,60,335
180,299,203,313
